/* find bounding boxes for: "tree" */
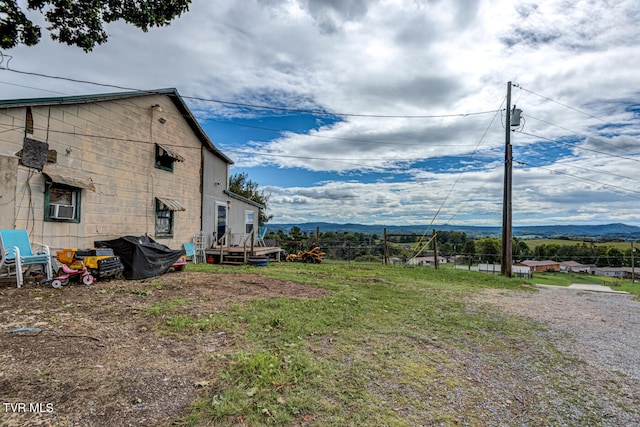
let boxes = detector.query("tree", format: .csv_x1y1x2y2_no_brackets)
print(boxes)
476,238,500,264
0,0,191,52
461,240,476,265
512,238,530,260
607,247,624,267
228,172,273,226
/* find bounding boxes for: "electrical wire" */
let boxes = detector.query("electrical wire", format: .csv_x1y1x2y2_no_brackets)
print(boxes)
0,120,502,168
0,79,68,96
544,157,638,183
518,86,614,126
0,66,502,119
411,97,507,258
514,129,640,164
205,118,481,147
515,160,640,199
525,113,639,156
3,64,638,228
435,164,504,225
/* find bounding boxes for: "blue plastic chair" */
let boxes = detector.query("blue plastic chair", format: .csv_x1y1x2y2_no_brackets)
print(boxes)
0,229,53,288
257,227,267,247
183,242,197,264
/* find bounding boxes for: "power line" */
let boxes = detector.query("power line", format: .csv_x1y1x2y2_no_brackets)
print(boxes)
225,148,417,167
525,113,638,156
412,97,506,253
0,121,483,166
0,79,68,95
515,160,640,198
547,157,638,183
1,66,501,119
514,129,640,164
518,85,613,126
206,118,481,147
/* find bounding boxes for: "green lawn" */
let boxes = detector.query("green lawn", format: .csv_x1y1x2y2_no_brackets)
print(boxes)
177,261,636,425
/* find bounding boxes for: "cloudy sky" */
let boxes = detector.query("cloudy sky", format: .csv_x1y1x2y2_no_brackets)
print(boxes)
2,0,639,227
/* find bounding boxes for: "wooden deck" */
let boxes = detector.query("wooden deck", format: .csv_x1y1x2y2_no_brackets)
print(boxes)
204,246,283,264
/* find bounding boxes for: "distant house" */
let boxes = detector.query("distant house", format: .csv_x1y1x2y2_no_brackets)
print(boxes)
515,260,561,273
407,256,447,266
590,266,634,279
455,263,532,278
0,89,261,251
560,260,590,273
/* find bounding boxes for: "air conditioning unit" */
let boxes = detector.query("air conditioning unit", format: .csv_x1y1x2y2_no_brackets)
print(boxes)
49,204,75,220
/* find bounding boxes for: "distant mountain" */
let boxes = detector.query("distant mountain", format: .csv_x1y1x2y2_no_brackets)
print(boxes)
268,222,640,240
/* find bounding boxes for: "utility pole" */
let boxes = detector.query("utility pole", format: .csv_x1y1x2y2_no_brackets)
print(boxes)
432,230,439,271
632,242,636,284
501,82,513,277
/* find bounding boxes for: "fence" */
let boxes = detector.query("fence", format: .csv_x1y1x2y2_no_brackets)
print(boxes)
454,263,532,278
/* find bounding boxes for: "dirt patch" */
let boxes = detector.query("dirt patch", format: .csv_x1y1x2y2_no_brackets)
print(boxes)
0,272,328,427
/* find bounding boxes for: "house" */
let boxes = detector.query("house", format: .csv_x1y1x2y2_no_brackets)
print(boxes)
455,263,532,278
407,256,448,266
0,88,261,253
515,260,561,273
560,260,590,273
590,266,635,279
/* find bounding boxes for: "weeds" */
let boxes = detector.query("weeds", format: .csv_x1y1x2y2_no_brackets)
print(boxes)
163,313,227,333
144,297,192,316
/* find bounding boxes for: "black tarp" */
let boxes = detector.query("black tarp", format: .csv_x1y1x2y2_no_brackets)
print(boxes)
94,235,185,280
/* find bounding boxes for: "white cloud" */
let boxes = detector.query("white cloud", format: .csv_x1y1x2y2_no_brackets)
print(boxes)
1,0,639,226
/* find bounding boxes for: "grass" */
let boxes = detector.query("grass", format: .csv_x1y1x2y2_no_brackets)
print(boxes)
144,296,192,316
178,261,633,426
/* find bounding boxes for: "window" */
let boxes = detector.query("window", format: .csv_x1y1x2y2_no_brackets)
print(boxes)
155,143,184,172
216,203,227,240
155,197,185,238
155,200,174,236
45,184,81,223
25,107,34,134
245,210,254,234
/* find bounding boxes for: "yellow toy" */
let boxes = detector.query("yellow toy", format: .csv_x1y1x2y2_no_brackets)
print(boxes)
285,246,326,263
56,248,124,280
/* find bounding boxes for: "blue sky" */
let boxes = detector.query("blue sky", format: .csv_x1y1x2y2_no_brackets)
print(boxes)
1,0,640,226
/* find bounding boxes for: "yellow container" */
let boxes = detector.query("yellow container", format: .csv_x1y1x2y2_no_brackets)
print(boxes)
56,248,78,265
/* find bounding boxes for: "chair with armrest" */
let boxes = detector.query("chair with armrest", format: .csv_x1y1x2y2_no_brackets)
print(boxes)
183,242,197,264
257,227,267,247
0,229,53,288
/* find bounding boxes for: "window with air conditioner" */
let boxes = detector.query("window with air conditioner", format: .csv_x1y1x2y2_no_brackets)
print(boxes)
45,184,81,223
49,204,75,219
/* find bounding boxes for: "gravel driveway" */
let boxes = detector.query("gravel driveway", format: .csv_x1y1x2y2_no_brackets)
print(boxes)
473,284,640,425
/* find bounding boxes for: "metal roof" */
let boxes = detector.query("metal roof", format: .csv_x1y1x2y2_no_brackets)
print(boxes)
156,143,185,162
224,190,265,209
42,165,96,191
156,197,185,211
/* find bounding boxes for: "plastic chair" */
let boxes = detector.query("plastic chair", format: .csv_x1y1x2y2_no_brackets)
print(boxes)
257,227,267,247
0,229,53,288
183,242,197,264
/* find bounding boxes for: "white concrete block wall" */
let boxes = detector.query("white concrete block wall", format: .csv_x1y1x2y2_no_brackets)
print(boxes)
3,94,205,251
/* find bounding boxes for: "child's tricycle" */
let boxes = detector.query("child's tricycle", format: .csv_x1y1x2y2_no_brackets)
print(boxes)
41,262,96,288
